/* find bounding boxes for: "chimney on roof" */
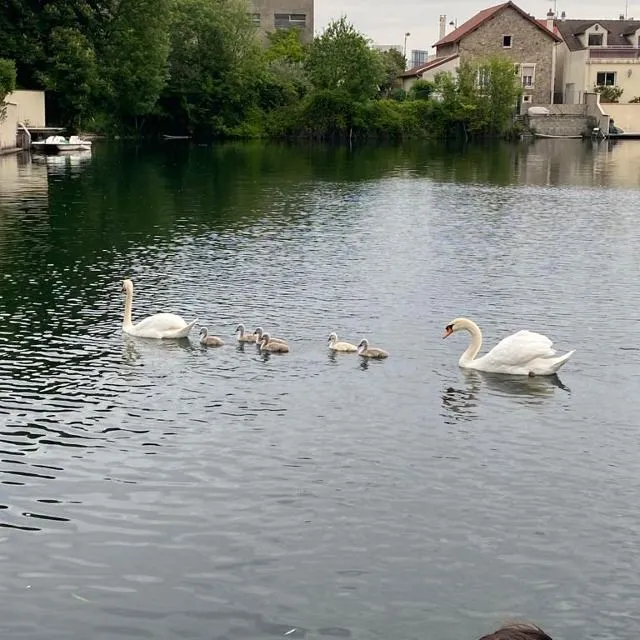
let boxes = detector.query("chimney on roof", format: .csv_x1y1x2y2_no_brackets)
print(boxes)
546,8,554,31
561,10,566,20
619,13,625,19
439,14,446,40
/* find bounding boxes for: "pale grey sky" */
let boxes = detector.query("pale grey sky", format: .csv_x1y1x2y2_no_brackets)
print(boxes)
315,0,640,56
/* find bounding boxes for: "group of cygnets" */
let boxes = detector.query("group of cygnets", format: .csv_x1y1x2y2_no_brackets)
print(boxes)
121,278,389,358
200,324,389,359
122,278,577,375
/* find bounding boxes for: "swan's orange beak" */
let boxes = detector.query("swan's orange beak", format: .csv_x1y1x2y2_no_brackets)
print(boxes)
442,325,453,339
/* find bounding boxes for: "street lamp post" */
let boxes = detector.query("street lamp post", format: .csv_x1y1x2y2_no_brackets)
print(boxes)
403,32,411,66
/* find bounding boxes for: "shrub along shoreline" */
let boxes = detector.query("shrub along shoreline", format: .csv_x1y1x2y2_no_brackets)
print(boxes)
0,2,524,141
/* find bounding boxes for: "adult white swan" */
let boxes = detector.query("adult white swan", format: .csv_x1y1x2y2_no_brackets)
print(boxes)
443,317,574,376
121,279,197,339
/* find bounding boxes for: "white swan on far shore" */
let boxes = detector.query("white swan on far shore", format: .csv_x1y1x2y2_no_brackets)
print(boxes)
443,317,574,376
121,279,197,339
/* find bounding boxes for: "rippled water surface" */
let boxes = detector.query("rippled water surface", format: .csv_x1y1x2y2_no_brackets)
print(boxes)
1,139,640,640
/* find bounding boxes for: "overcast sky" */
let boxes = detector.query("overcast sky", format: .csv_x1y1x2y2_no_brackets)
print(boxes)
315,0,640,55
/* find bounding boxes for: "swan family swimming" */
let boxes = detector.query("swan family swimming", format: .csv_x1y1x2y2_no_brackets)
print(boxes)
121,279,575,375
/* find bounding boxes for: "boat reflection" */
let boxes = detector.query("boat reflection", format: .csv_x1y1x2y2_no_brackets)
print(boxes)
32,149,93,175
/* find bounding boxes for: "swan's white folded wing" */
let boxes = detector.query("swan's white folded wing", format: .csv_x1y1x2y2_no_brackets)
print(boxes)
483,330,557,367
133,312,188,332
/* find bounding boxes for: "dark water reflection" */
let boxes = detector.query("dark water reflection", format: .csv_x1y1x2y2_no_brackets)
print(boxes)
1,139,640,640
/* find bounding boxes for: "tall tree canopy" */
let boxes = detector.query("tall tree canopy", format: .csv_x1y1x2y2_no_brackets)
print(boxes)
305,17,384,102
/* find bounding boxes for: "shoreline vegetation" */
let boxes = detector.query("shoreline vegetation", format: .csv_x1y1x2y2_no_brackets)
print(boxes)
0,1,525,142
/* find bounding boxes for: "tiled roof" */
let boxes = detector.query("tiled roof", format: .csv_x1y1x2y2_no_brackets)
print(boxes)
399,54,459,78
555,19,640,51
433,1,561,48
536,19,561,37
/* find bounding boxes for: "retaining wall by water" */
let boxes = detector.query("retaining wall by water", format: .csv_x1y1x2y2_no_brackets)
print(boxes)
524,93,608,137
527,114,596,137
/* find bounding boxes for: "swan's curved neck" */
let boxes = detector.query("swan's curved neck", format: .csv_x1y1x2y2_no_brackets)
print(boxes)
459,320,482,365
329,336,336,346
123,288,133,329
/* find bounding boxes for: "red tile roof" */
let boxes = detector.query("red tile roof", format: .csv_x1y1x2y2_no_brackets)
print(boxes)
536,18,560,37
433,1,561,48
399,54,459,78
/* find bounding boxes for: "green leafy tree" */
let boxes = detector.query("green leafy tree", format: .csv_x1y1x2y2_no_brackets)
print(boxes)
100,0,172,129
480,56,521,133
377,48,405,97
433,56,520,138
163,0,262,134
301,88,357,138
0,1,46,88
40,27,98,128
305,17,384,101
265,28,307,63
408,79,434,100
0,58,17,123
260,29,311,110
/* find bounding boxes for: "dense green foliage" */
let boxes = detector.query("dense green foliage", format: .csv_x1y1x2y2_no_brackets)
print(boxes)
0,2,522,140
0,58,17,123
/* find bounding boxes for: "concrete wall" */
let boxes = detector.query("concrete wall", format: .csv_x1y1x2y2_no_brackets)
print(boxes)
600,103,640,133
457,6,556,104
562,49,588,103
5,90,45,127
528,113,595,136
585,91,610,133
249,0,313,43
554,41,568,96
0,102,18,151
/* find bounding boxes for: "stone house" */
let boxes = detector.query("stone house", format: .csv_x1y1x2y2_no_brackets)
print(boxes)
400,1,561,105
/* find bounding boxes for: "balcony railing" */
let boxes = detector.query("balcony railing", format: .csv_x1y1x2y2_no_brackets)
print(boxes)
588,46,640,60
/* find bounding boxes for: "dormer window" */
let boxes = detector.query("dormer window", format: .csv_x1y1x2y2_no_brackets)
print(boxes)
503,35,512,48
588,33,603,46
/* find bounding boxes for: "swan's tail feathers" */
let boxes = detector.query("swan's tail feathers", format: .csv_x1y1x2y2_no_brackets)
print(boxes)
171,319,198,339
550,349,575,373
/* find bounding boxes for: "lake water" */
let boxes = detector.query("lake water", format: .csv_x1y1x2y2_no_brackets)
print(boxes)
1,139,640,640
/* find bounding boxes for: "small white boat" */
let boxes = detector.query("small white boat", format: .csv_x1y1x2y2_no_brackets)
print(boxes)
32,135,92,154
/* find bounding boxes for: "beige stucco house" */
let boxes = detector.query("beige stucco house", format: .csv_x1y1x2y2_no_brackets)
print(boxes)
554,17,640,104
400,1,561,105
0,102,18,151
0,90,46,152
